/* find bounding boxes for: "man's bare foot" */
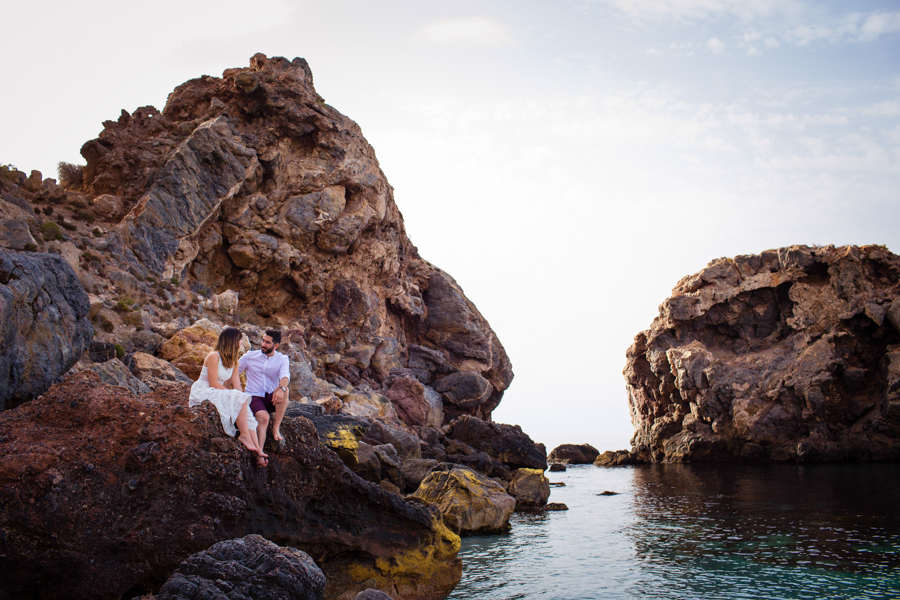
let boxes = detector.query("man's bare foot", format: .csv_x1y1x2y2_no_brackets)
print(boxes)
273,429,283,442
256,455,268,467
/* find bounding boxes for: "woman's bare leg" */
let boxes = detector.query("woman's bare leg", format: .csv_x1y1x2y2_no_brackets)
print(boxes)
236,401,268,458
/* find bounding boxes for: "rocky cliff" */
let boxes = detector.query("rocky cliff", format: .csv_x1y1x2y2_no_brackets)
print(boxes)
624,245,900,463
75,53,511,421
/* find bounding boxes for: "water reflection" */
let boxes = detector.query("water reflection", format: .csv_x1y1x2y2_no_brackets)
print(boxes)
448,464,900,600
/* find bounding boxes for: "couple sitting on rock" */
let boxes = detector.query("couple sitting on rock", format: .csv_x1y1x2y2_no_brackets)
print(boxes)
188,328,290,467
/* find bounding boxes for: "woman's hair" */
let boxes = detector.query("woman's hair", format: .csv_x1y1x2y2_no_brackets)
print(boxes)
214,328,243,369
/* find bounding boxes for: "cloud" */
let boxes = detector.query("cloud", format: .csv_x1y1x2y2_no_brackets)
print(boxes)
415,17,516,47
707,37,726,53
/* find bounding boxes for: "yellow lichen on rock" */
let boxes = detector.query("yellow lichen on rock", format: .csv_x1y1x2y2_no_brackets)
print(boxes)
321,428,361,467
411,466,515,534
327,511,462,600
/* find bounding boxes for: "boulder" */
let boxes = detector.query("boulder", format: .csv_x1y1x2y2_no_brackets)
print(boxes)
373,443,403,490
129,352,193,389
0,371,461,600
355,590,394,600
305,413,372,467
594,450,643,467
548,463,567,472
411,465,516,535
401,458,439,493
88,340,117,363
340,389,402,426
157,534,326,600
548,443,600,464
158,318,249,380
385,377,443,428
0,219,37,250
85,358,151,395
625,244,900,463
507,468,551,511
91,194,125,220
211,289,239,315
432,371,492,409
444,415,547,470
129,329,165,354
352,441,382,483
363,420,422,461
0,249,92,411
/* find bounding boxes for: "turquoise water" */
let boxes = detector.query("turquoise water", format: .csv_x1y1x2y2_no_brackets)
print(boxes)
447,463,900,600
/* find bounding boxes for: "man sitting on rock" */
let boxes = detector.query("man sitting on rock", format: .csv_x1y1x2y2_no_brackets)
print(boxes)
238,330,290,454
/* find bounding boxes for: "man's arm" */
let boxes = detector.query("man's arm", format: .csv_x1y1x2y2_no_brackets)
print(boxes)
273,356,291,405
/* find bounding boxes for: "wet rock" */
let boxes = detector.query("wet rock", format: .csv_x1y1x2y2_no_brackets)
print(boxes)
507,468,551,511
548,463,567,472
444,415,547,470
411,465,515,535
625,245,900,463
594,450,644,467
0,371,461,600
355,589,395,600
157,534,326,600
0,249,92,410
548,443,599,464
542,503,569,511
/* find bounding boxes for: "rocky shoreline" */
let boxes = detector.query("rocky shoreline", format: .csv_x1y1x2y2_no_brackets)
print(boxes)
0,55,548,600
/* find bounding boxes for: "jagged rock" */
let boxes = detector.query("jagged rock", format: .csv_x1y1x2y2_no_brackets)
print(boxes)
87,293,104,318
362,420,422,461
355,589,394,600
76,53,511,421
353,441,382,483
411,465,516,535
507,468,551,511
129,352,193,389
85,358,151,395
0,371,461,600
0,249,92,411
625,244,900,463
444,415,547,470
401,458,439,493
385,377,443,428
88,340,117,363
548,443,600,464
373,444,403,490
0,219,37,250
156,534,326,600
594,450,643,467
129,329,166,354
157,318,249,380
210,289,239,315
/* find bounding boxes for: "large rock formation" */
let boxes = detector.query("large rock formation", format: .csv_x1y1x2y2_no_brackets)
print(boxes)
0,372,460,600
76,53,511,422
0,249,92,410
625,245,900,463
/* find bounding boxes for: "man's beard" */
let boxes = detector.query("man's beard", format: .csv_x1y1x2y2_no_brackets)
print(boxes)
263,346,275,356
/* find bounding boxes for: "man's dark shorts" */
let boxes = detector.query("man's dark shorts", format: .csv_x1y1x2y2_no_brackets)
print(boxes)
250,392,275,415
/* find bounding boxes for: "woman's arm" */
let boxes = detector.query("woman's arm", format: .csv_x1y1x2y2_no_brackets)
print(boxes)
230,369,243,392
206,352,226,391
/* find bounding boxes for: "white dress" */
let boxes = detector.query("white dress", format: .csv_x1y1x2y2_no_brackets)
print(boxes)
189,353,257,437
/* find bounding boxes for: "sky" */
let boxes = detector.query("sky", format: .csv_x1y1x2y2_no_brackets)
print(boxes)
3,0,900,452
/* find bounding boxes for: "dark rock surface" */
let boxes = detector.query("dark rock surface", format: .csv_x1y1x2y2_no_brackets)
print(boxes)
625,244,900,463
0,372,461,600
0,249,92,410
444,415,547,470
156,534,325,600
547,443,600,464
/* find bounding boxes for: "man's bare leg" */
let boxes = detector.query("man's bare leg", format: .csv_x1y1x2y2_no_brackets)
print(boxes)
255,410,270,455
273,390,289,442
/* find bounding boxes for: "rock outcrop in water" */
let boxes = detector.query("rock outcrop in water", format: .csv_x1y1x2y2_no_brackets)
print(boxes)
624,245,900,463
0,372,461,600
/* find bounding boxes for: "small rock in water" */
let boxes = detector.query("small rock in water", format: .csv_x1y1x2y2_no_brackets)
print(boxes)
596,490,619,496
548,482,566,487
549,463,567,472
543,503,569,511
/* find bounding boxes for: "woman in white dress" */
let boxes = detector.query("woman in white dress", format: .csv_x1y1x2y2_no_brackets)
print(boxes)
189,328,268,466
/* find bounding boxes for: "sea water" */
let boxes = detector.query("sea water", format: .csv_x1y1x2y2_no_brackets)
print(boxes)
447,463,900,600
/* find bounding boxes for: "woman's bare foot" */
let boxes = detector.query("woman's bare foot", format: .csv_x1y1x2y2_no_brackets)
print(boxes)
238,433,257,453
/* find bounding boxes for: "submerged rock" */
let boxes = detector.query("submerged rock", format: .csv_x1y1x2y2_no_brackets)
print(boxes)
625,245,900,463
0,372,461,600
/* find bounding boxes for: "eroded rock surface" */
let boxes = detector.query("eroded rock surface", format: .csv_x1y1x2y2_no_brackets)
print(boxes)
0,249,92,410
625,245,900,463
77,53,511,421
0,372,461,600
411,465,515,534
